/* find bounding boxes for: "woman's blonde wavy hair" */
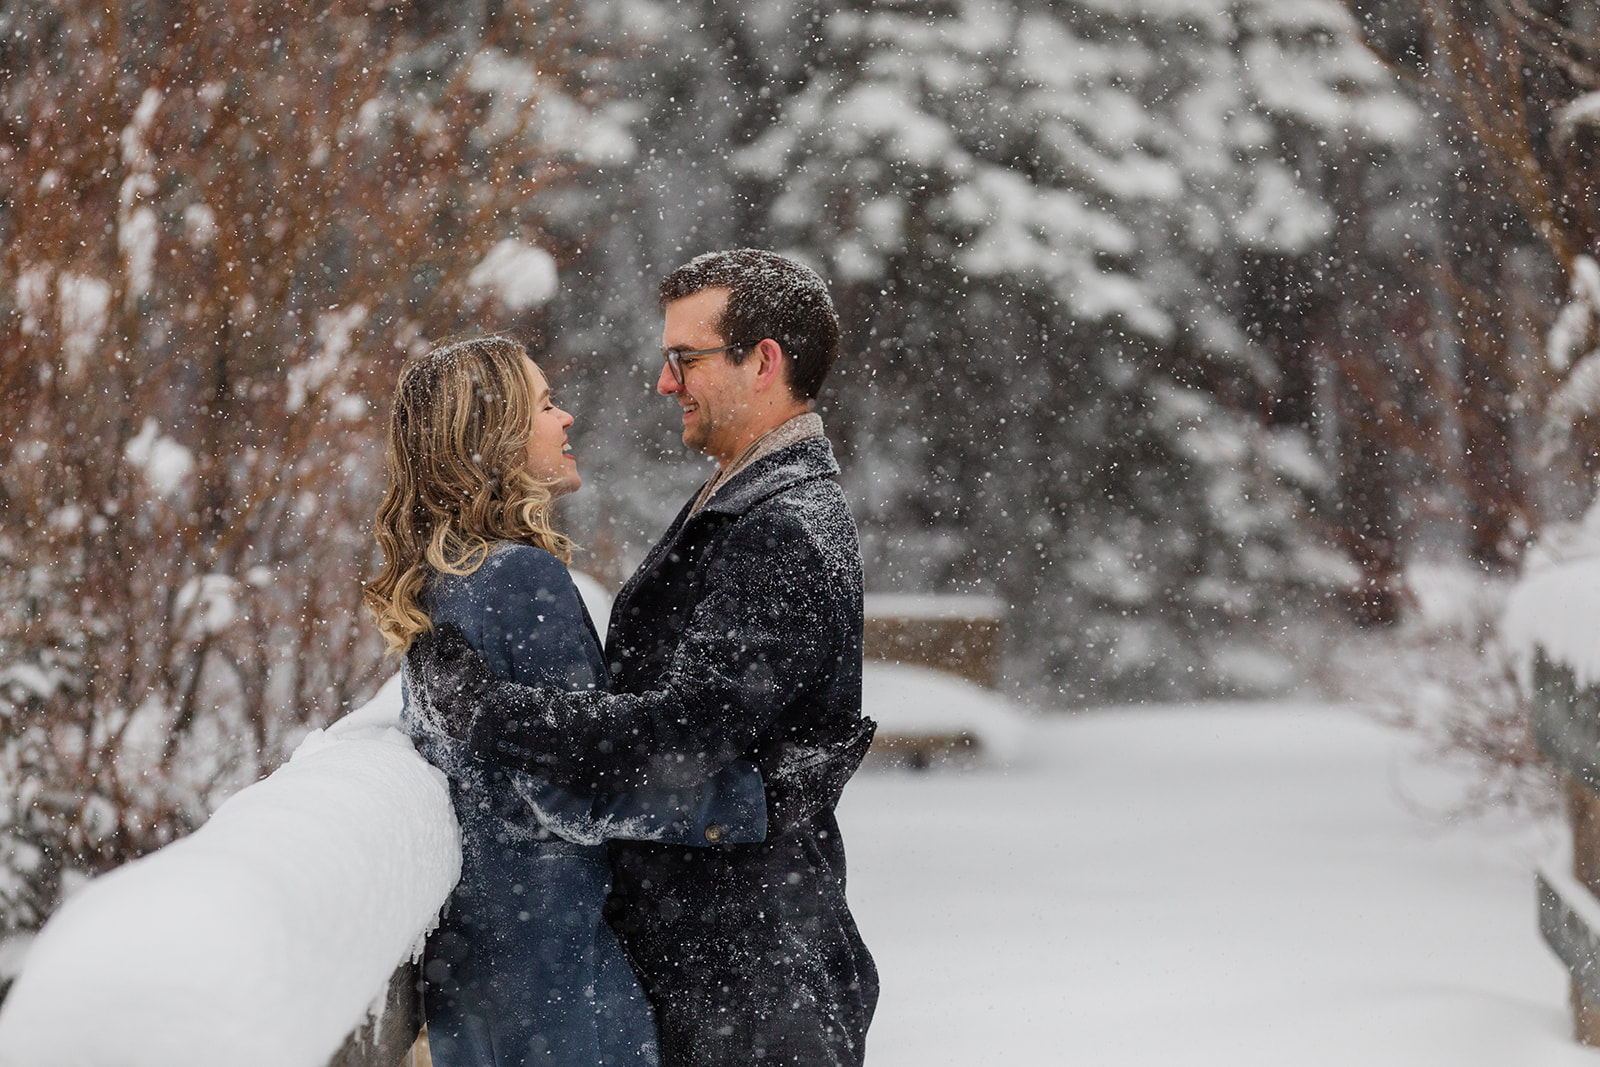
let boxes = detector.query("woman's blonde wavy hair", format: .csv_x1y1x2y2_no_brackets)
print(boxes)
364,335,575,654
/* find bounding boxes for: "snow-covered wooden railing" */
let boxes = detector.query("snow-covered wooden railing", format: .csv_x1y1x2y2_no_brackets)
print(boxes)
1504,559,1600,1046
0,676,459,1067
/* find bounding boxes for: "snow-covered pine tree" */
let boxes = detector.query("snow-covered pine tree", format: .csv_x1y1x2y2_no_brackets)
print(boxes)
723,0,1423,699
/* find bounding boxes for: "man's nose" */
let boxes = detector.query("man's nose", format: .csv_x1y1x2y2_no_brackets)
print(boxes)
656,361,680,396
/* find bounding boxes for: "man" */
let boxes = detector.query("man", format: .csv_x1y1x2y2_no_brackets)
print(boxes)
413,249,879,1066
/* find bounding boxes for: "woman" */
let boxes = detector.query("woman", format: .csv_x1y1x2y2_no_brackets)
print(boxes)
363,336,766,1067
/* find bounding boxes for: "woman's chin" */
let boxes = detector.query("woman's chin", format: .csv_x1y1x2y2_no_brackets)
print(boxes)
538,467,581,498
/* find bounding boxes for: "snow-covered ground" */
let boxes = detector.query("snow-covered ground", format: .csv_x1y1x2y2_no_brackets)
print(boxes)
3,663,1595,1065
840,701,1596,1066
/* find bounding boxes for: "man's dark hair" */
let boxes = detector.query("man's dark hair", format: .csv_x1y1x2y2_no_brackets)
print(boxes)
659,249,840,401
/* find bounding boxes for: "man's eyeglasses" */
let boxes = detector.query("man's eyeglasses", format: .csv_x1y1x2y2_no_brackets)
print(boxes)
661,342,755,388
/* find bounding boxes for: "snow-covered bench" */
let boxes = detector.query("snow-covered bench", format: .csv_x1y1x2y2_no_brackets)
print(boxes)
861,660,1032,769
862,594,1018,767
0,675,458,1067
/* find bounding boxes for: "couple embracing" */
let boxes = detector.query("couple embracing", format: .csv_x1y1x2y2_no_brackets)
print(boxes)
363,250,879,1067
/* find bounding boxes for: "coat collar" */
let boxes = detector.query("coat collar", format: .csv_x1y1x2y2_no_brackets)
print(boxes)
696,436,840,519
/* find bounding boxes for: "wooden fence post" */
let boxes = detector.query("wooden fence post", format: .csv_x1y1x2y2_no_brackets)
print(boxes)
327,960,424,1067
1530,652,1600,1045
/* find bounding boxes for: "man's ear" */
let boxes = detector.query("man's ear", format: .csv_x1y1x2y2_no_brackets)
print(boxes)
751,338,787,392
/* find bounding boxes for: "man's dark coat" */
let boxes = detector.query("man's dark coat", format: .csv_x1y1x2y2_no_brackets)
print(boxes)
415,436,879,1067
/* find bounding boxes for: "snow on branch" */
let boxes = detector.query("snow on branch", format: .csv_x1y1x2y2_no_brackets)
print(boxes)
1541,256,1600,458
1554,91,1600,150
467,239,559,313
1548,255,1600,374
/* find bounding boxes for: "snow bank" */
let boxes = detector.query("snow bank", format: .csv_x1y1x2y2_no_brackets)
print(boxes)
0,674,460,1067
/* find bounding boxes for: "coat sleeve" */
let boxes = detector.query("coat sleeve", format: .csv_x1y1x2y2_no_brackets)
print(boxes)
419,506,840,793
587,764,767,846
436,545,605,694
755,715,876,837
410,546,767,845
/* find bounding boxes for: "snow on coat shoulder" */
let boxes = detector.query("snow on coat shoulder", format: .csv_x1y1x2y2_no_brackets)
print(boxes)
0,673,461,1067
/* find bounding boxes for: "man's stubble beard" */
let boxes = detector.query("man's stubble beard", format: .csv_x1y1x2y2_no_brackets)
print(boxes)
682,406,716,456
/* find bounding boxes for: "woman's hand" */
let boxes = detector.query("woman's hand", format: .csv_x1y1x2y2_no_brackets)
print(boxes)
407,622,494,741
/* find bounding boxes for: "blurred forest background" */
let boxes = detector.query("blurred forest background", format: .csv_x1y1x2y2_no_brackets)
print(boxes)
5,0,1600,938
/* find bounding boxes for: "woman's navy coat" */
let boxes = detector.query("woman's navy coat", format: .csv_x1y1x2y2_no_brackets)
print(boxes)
403,545,766,1067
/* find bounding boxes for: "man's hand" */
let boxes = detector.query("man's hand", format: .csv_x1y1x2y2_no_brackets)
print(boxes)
406,621,495,742
758,715,877,837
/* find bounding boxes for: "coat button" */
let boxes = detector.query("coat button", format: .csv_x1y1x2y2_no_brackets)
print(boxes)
703,823,724,844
